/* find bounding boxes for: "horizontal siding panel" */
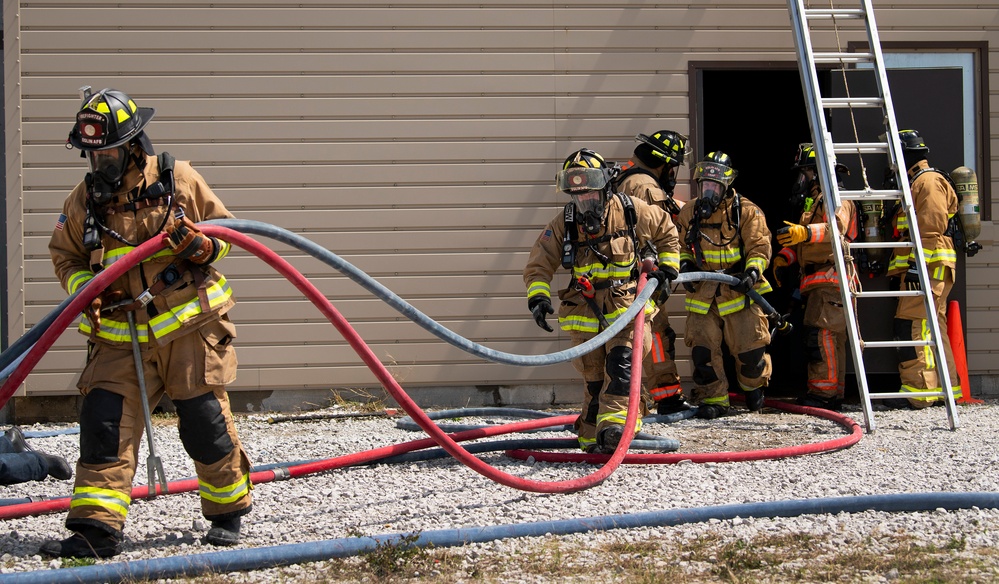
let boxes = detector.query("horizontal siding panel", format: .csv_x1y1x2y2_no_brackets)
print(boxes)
21,74,689,97
22,119,691,144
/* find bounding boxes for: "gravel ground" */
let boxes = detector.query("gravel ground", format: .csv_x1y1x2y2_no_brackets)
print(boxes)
2,399,999,582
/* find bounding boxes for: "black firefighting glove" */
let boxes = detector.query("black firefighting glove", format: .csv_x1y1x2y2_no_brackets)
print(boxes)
165,215,218,265
648,266,679,304
528,296,554,333
904,262,921,291
732,267,760,294
679,260,698,294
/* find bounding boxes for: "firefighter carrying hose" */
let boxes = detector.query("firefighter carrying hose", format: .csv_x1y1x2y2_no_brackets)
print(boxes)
42,88,253,558
523,148,680,453
612,130,693,415
675,152,773,419
773,144,858,412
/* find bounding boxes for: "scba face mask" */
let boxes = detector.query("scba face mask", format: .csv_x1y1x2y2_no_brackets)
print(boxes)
557,167,609,234
86,145,131,204
695,179,726,219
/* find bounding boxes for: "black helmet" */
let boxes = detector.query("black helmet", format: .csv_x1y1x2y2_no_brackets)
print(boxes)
898,129,929,154
634,130,691,168
791,142,849,175
68,88,155,155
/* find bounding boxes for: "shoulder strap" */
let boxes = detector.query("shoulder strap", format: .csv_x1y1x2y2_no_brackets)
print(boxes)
144,151,176,199
561,203,577,269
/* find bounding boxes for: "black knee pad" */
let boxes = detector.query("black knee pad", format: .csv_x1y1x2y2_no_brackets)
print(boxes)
79,388,123,465
585,380,604,397
738,346,768,379
804,326,823,363
604,346,633,396
691,346,718,385
173,392,235,465
893,318,918,362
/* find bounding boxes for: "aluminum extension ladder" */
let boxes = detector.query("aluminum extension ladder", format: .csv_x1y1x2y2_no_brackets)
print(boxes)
786,0,959,432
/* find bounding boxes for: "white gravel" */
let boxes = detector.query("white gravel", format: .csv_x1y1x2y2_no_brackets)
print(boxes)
2,400,999,582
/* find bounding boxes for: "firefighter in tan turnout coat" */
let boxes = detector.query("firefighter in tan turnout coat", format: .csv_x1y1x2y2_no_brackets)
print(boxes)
675,152,773,419
773,144,858,411
612,130,693,415
524,149,680,453
42,88,252,558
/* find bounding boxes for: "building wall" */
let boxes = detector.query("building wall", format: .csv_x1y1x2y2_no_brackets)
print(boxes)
3,0,997,402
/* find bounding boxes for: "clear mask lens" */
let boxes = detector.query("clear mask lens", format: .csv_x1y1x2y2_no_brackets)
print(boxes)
569,190,605,217
87,146,129,182
697,180,725,204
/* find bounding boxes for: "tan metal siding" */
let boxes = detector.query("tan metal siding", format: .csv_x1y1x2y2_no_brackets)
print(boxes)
5,0,999,399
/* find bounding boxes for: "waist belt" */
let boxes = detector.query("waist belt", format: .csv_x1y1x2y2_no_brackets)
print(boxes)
111,262,210,314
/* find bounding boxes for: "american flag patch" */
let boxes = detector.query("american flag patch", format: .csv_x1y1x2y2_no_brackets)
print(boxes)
55,213,67,231
539,228,552,242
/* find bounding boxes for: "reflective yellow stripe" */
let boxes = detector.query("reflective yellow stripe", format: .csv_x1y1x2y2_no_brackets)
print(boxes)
216,239,232,261
527,281,551,298
699,248,742,265
70,486,131,518
685,297,712,314
68,271,95,295
746,257,767,273
199,474,250,504
577,436,597,451
573,261,635,280
657,251,680,271
702,395,730,406
597,411,643,433
558,301,655,332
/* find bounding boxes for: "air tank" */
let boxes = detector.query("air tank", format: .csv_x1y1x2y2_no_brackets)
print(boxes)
951,166,981,241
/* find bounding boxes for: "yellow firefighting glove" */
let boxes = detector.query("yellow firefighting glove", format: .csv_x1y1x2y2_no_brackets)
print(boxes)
771,255,789,288
776,221,811,247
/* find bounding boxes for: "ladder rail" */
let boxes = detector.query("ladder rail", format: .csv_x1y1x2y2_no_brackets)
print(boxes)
786,0,959,432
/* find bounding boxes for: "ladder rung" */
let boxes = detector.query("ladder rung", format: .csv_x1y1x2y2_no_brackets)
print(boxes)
839,189,904,201
869,391,947,400
821,97,884,109
848,241,906,250
832,142,889,155
853,290,923,299
804,8,866,20
814,52,873,64
864,340,935,349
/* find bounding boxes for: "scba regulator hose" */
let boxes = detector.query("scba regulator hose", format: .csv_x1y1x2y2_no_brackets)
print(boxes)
3,492,998,584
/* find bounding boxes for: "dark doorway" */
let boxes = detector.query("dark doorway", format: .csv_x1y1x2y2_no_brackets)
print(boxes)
696,63,975,401
697,67,822,398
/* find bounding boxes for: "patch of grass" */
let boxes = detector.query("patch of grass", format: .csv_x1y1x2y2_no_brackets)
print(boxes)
60,556,96,569
329,388,387,413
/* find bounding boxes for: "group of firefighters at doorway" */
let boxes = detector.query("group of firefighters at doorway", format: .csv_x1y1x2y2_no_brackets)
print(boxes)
524,129,965,454
32,86,967,557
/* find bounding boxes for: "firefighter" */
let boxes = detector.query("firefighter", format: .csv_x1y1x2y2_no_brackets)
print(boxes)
773,144,858,411
524,148,680,453
886,129,962,408
612,130,692,415
675,152,773,419
42,88,253,558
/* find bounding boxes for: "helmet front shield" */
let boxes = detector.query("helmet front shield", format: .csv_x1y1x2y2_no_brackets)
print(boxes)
556,167,609,194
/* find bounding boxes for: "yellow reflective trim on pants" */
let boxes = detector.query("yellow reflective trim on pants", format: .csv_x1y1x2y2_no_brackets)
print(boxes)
70,486,131,518
577,436,597,451
685,298,711,314
198,474,250,505
597,411,643,433
702,395,730,406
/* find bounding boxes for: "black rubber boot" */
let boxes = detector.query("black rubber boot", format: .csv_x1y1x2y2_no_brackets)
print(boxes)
695,404,729,420
797,395,843,412
656,394,692,415
745,388,765,412
594,425,624,454
39,526,121,559
204,517,241,546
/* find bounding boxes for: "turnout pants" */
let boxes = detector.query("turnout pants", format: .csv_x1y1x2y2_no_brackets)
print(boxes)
642,310,683,404
894,274,960,407
684,303,772,407
69,315,252,536
802,286,848,401
569,320,652,451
